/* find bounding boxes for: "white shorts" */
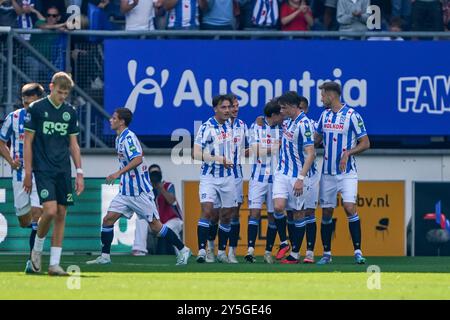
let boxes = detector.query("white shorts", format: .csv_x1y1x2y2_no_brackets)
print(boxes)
108,192,160,223
272,171,307,211
199,175,237,208
305,172,320,210
13,177,42,217
248,179,274,213
319,172,358,208
235,177,244,204
165,217,183,237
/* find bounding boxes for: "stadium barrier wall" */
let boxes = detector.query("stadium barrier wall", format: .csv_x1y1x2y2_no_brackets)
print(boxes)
183,180,405,256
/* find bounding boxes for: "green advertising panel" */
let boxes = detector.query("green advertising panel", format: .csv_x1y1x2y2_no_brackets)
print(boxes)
0,178,136,253
414,182,450,256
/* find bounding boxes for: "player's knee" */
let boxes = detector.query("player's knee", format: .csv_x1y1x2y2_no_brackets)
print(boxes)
210,214,219,224
18,217,31,228
149,220,162,234
322,208,333,220
102,216,115,226
273,204,285,213
293,211,304,220
343,203,356,216
249,211,261,219
44,208,58,218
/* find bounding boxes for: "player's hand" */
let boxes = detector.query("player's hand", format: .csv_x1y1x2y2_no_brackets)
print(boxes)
293,179,304,197
222,156,234,169
106,172,120,185
23,174,32,194
339,151,349,172
9,159,21,171
75,174,84,196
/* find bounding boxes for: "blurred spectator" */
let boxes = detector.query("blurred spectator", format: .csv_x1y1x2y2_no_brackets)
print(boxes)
411,0,444,31
132,164,183,256
0,0,22,27
89,0,113,33
337,0,370,38
26,6,67,81
391,0,411,29
164,0,201,30
323,0,339,30
239,0,281,30
280,0,314,31
444,0,449,30
121,0,160,31
16,0,40,40
199,0,235,30
40,0,65,17
367,16,405,39
35,5,67,30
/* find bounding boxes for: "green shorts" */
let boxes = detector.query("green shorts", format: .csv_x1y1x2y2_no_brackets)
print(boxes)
34,171,74,206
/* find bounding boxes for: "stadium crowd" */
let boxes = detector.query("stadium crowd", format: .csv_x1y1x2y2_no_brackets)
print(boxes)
0,0,448,34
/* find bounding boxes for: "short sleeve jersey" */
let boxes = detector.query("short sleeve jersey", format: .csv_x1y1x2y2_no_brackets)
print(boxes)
277,111,314,178
316,105,367,175
24,96,79,173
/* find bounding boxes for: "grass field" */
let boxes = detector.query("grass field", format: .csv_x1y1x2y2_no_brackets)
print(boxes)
1,255,449,300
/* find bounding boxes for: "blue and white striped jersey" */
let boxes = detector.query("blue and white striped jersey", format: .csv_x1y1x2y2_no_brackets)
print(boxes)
17,0,34,41
277,112,314,178
167,0,199,29
0,108,27,182
249,118,282,183
316,105,368,175
195,117,234,178
307,118,318,177
252,0,279,27
115,128,152,196
230,118,249,179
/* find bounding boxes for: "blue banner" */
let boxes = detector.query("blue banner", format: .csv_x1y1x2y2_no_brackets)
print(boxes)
104,40,450,136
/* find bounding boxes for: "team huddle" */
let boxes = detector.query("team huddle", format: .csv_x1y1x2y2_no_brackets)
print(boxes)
2,72,368,274
193,81,370,264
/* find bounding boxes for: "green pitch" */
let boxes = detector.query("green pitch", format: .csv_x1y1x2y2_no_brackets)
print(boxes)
0,255,449,299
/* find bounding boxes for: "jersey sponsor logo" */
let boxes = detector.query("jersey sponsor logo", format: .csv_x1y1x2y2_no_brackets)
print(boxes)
43,121,69,135
324,123,344,131
126,136,137,152
62,112,71,122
